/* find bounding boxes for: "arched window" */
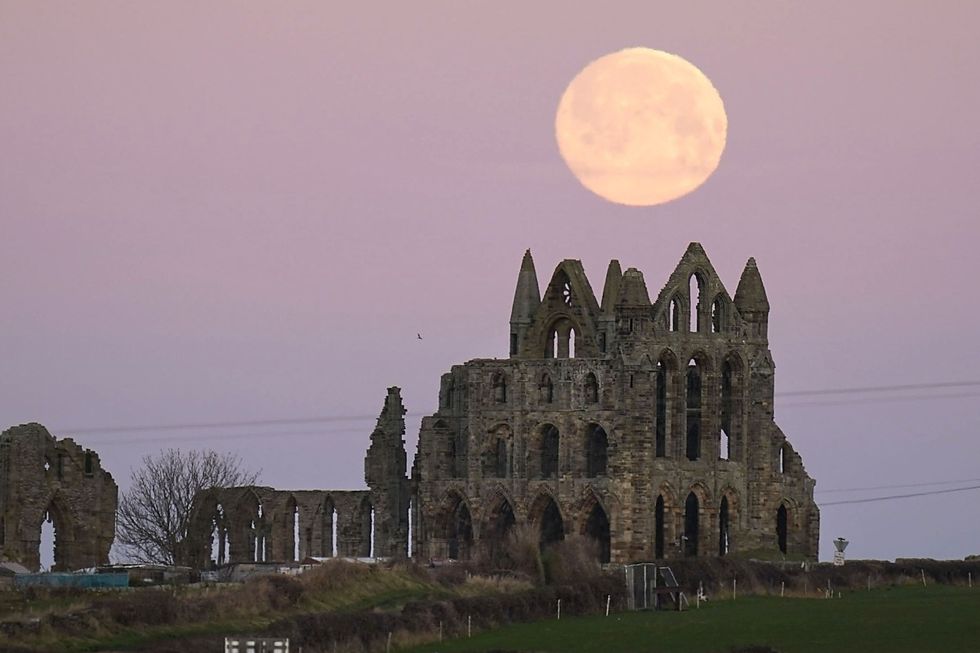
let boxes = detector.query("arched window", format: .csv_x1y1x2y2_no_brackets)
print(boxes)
719,496,730,556
711,297,724,333
721,360,733,461
540,425,560,479
776,504,788,554
484,495,516,566
495,439,507,477
533,496,565,551
655,359,671,458
584,372,599,404
686,361,702,461
447,497,473,561
654,495,665,559
546,318,576,359
492,373,507,403
778,444,786,474
585,502,611,564
689,274,701,332
684,492,699,557
585,425,608,477
669,296,682,332
539,373,554,404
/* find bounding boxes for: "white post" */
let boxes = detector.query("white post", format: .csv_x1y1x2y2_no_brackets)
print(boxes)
605,594,611,616
969,572,973,588
921,569,927,587
557,598,561,620
696,589,700,609
780,581,785,597
468,615,472,638
732,577,736,600
386,632,392,653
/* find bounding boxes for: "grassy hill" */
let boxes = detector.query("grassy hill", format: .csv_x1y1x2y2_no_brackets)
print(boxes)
405,585,980,653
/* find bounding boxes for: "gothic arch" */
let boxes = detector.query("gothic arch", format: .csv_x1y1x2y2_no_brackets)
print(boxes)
483,423,513,478
577,489,611,563
35,494,75,572
481,490,517,565
655,350,680,459
584,422,609,477
440,490,474,561
528,492,565,550
528,422,560,479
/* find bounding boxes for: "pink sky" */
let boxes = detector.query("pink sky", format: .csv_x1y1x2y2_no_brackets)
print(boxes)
2,1,979,562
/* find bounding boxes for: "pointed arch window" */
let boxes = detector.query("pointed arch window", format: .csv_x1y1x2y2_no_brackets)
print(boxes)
669,296,682,332
686,361,702,461
711,296,724,333
719,496,730,556
689,274,704,332
655,360,669,458
585,424,608,477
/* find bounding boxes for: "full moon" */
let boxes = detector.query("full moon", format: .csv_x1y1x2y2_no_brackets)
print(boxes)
555,48,727,206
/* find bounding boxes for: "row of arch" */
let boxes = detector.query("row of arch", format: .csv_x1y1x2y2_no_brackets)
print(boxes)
441,490,612,564
668,272,730,334
436,488,797,564
198,491,377,567
481,422,608,479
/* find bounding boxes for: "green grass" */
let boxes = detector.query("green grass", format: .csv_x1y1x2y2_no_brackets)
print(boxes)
406,586,980,653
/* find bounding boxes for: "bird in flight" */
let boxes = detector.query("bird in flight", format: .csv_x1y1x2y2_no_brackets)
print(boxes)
417,333,423,340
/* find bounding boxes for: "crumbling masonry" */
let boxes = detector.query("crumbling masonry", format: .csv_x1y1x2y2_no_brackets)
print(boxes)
188,244,818,566
185,388,410,567
0,423,117,571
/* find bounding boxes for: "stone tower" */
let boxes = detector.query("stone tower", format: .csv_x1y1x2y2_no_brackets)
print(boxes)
364,387,410,558
412,244,819,563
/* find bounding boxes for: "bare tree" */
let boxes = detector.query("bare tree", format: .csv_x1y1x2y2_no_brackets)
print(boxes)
116,449,259,565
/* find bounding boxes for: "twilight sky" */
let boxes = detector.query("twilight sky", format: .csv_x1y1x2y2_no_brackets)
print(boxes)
2,1,979,562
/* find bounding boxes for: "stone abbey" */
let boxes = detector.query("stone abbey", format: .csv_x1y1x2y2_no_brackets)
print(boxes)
1,243,819,570
187,243,819,567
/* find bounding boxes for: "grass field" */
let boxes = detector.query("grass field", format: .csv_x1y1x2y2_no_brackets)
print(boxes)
406,585,980,653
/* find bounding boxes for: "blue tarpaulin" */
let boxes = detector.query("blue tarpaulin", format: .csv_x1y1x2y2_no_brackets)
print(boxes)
13,572,129,588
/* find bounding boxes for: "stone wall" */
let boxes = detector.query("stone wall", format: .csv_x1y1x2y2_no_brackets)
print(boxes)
411,244,819,563
0,423,117,571
185,388,409,567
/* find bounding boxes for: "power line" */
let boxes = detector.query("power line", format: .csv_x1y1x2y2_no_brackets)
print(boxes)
776,380,980,397
83,427,370,447
62,412,428,435
820,484,980,506
816,476,980,494
52,379,980,437
778,390,980,409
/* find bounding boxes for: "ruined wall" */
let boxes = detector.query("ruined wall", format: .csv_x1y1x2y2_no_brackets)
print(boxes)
0,423,118,571
185,245,819,569
186,388,409,567
412,244,819,564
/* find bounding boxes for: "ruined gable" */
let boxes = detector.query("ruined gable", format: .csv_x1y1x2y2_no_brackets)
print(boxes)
0,423,117,571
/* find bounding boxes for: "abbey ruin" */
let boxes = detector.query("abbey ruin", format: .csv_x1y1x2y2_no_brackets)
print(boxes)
0,244,818,570
186,243,819,566
0,423,117,571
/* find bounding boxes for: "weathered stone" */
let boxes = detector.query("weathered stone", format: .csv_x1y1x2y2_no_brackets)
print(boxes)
0,423,117,571
411,244,819,563
187,244,818,567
